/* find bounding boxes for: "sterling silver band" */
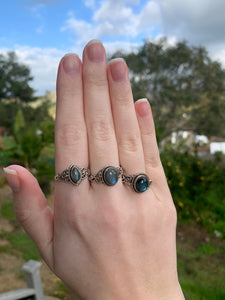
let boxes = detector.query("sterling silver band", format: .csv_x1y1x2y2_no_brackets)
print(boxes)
122,172,152,193
89,166,123,186
55,165,89,185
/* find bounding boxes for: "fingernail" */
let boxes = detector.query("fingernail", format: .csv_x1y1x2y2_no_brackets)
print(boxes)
135,98,151,117
62,54,80,75
109,58,127,82
86,40,105,62
3,167,20,193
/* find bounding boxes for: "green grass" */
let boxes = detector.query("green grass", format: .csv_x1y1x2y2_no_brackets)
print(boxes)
0,230,41,261
177,230,225,300
0,201,16,222
1,136,15,148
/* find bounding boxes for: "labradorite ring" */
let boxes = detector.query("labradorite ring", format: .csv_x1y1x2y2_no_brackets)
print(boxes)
89,166,123,186
122,172,152,193
55,165,89,185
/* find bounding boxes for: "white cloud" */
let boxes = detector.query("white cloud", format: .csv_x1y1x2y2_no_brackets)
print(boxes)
0,46,65,95
83,0,95,9
3,0,225,96
157,0,225,46
62,0,162,45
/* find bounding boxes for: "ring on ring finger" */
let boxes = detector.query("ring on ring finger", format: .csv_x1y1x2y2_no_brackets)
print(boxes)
89,166,123,186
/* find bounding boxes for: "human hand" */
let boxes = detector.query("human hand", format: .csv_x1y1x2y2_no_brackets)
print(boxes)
4,40,184,300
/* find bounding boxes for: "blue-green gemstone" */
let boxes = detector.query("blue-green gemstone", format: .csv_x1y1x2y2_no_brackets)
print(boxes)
103,167,118,186
135,175,149,192
70,166,80,184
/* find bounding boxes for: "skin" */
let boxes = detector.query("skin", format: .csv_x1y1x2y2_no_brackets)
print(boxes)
4,40,185,300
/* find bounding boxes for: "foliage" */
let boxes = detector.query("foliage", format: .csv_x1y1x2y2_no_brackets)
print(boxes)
0,230,41,261
0,52,34,102
7,107,53,169
13,109,43,167
34,155,55,194
161,149,225,238
0,99,54,136
14,109,25,144
40,118,55,144
112,39,225,141
0,201,16,222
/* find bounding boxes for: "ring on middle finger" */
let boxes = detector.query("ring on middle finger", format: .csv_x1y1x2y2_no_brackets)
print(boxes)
89,166,123,186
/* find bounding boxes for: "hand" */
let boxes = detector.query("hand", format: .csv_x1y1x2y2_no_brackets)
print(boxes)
4,40,184,300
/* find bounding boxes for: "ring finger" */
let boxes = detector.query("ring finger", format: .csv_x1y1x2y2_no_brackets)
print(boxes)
107,58,145,176
82,40,119,178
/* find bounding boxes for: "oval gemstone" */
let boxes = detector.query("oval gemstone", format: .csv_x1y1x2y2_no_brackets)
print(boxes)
134,175,149,193
70,166,81,184
103,167,118,186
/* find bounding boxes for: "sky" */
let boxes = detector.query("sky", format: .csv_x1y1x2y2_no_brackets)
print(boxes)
0,0,225,96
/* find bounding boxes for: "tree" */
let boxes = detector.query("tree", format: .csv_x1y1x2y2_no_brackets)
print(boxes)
112,39,225,141
0,51,35,103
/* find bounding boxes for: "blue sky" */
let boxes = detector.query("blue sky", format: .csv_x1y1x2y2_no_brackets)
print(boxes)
1,0,225,95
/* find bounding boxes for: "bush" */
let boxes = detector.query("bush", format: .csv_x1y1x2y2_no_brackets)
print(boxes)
161,150,225,237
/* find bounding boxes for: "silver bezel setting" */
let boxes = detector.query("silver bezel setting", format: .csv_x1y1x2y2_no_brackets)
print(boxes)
55,165,89,185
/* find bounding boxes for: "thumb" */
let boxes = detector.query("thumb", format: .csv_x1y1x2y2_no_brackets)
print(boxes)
3,165,54,269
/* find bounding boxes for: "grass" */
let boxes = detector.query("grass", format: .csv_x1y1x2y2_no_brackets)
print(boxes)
0,230,41,261
0,201,16,222
177,224,225,300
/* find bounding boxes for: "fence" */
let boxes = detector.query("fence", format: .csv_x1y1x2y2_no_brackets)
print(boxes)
0,260,44,300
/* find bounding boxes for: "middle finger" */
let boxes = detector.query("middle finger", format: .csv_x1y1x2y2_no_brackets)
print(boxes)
82,40,119,174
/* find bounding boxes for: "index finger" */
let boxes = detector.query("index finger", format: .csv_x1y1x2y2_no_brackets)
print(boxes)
55,54,88,176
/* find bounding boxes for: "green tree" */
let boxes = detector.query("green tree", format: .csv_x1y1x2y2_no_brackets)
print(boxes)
112,39,225,141
13,109,44,168
0,52,35,103
14,109,25,144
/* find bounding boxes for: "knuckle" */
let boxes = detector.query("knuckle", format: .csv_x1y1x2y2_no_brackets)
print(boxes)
145,151,161,169
85,70,108,88
115,94,131,105
56,124,84,148
118,132,141,154
89,119,114,143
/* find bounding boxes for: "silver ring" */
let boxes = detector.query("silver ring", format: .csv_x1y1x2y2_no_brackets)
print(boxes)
89,166,123,186
55,165,89,185
122,172,152,193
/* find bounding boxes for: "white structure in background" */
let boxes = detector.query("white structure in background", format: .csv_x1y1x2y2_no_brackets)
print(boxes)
210,142,225,154
171,131,208,146
171,131,190,144
195,135,209,145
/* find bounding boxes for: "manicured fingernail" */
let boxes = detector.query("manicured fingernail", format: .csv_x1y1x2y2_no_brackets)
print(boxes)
62,54,80,75
3,167,20,193
135,98,151,117
109,58,126,82
86,40,105,62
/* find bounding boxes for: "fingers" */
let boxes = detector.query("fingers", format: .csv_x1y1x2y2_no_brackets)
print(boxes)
55,54,88,174
134,99,161,170
135,99,173,200
82,40,118,173
3,165,54,269
107,59,145,173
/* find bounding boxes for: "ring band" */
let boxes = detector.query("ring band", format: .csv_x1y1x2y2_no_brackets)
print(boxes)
89,166,123,186
122,172,152,193
55,165,89,185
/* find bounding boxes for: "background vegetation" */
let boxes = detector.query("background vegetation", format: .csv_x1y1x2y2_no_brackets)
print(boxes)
0,40,225,299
